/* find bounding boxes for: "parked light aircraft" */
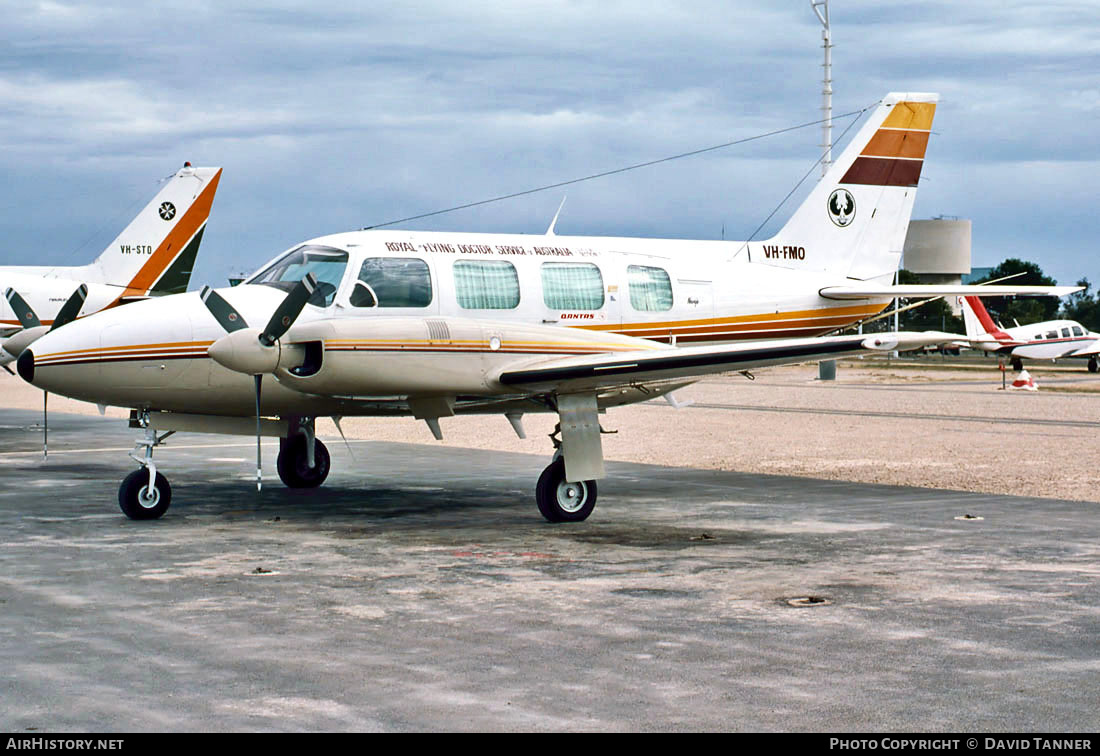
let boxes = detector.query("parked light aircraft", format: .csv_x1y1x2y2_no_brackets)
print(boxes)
959,295,1100,372
1,164,222,366
16,92,1079,522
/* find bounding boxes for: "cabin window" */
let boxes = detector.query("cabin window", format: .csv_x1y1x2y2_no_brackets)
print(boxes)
627,265,673,312
1046,330,1058,340
248,244,348,307
453,260,520,309
1061,327,1071,338
541,262,604,310
350,257,432,308
1073,325,1084,336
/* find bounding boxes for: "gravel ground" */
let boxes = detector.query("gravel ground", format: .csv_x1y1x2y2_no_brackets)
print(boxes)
4,356,1098,503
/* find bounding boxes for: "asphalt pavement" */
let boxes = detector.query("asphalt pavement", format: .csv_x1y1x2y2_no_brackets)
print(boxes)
1,410,1097,732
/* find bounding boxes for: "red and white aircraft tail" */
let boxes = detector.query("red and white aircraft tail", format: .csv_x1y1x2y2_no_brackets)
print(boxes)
960,295,1015,348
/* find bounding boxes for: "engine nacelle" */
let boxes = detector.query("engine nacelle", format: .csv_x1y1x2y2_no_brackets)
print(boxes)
273,316,659,398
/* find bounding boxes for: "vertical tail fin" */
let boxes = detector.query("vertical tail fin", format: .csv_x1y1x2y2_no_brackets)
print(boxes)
759,92,937,281
73,164,222,296
960,295,1011,341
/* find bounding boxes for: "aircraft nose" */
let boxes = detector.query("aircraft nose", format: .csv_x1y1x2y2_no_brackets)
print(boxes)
17,348,34,384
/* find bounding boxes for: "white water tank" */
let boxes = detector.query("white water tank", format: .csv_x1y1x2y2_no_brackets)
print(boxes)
903,218,971,279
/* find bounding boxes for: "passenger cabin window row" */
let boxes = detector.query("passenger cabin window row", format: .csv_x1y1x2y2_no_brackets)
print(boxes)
346,256,676,312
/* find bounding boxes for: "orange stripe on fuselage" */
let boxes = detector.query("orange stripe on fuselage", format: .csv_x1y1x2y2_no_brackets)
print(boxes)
580,303,886,337
119,169,222,297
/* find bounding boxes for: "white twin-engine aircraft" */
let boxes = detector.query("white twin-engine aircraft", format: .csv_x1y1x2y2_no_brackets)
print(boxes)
1,164,222,367
959,295,1100,372
16,93,1078,522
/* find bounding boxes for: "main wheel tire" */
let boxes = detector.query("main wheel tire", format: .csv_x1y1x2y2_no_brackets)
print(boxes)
535,458,597,523
119,469,172,520
1011,357,1023,372
276,436,331,488
1089,357,1098,374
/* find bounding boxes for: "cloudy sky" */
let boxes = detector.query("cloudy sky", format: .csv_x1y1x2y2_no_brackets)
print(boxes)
2,1,1098,288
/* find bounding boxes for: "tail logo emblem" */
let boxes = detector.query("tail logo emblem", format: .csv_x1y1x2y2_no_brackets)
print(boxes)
158,202,177,221
827,189,855,228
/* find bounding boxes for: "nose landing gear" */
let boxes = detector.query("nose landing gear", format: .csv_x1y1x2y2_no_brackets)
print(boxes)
119,417,174,520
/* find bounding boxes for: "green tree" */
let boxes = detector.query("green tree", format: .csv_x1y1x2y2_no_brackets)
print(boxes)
969,258,1060,326
1060,278,1100,331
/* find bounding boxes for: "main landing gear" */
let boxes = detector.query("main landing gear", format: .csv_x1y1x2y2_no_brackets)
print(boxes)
535,456,598,522
277,434,330,488
533,395,604,523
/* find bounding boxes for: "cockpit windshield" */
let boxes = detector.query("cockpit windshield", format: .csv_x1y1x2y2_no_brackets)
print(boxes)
246,245,348,307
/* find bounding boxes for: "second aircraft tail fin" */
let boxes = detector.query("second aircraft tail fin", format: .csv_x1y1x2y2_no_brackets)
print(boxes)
73,164,222,296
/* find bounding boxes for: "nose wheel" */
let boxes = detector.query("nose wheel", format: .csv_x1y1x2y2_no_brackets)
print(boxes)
535,458,597,522
119,469,172,520
119,420,174,520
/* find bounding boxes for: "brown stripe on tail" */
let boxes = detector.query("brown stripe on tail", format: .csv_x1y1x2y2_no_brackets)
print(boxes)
840,101,935,187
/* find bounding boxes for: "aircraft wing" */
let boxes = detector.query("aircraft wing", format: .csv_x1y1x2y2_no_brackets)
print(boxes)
497,331,956,394
1067,338,1100,358
819,285,1082,300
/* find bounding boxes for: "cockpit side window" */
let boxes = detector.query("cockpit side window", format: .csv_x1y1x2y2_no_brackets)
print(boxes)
352,257,433,308
247,245,348,307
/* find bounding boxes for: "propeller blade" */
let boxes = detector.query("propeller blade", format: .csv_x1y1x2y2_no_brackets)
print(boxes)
200,287,250,333
254,374,263,492
4,289,41,329
260,273,318,346
49,285,88,332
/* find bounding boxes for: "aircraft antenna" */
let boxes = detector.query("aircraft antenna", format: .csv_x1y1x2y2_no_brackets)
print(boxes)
361,110,869,231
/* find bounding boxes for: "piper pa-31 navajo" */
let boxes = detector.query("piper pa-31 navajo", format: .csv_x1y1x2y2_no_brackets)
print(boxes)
16,93,1078,522
1,164,222,367
959,295,1100,372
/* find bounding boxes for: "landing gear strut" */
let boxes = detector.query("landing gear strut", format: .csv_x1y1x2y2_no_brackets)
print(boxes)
119,417,174,520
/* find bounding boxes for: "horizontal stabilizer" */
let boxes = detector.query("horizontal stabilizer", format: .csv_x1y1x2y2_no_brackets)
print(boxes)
819,285,1082,300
